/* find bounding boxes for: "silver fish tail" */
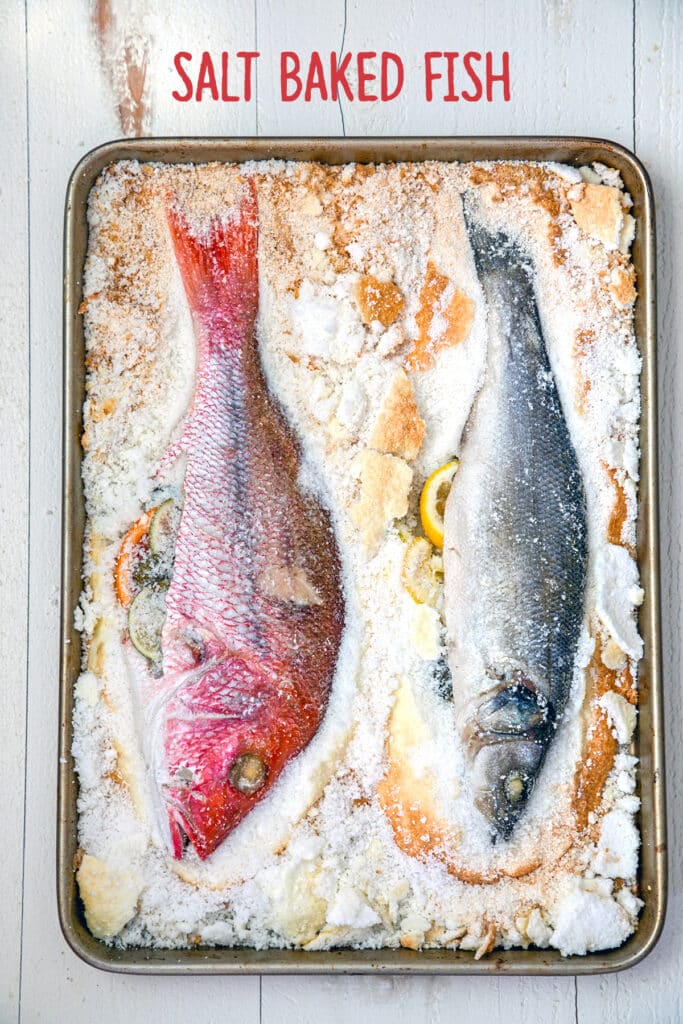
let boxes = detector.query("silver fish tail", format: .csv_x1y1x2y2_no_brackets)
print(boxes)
443,193,588,839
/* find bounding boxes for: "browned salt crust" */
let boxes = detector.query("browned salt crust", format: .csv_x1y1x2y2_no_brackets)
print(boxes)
368,370,426,462
406,260,475,371
573,626,637,834
355,275,405,327
468,164,569,263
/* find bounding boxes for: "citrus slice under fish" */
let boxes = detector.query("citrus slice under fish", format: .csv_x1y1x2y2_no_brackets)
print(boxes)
128,582,169,663
149,498,180,557
401,536,442,606
114,507,157,608
419,459,460,548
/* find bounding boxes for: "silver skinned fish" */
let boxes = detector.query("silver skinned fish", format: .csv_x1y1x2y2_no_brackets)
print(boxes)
443,194,588,840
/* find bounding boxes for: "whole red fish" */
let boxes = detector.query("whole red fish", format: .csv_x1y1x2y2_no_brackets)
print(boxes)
153,181,344,859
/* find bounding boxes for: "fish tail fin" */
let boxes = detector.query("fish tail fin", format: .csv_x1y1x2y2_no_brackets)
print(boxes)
167,179,258,337
461,189,531,281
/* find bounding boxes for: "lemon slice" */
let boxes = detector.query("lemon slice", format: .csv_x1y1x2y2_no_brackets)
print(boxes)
419,459,460,548
401,537,441,606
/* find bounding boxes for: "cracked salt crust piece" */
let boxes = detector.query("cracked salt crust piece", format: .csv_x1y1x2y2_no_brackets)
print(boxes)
550,879,633,957
291,278,366,365
599,691,637,745
595,544,644,660
350,449,412,554
261,858,328,944
619,214,636,253
399,912,433,950
593,808,640,879
377,322,408,358
458,921,497,959
609,266,637,308
75,669,99,706
406,261,475,371
410,603,442,660
602,636,628,671
327,888,382,929
336,376,367,435
569,183,635,253
77,854,143,940
86,616,112,678
525,907,552,947
354,274,405,327
368,368,425,461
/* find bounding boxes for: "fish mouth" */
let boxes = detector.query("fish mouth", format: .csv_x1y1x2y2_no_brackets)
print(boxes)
472,739,546,841
165,798,200,859
162,750,270,861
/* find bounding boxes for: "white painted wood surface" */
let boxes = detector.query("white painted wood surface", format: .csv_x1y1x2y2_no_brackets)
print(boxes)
4,0,681,1020
578,3,683,1020
0,2,29,1022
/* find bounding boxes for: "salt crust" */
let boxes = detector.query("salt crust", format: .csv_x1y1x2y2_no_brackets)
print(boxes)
599,691,637,746
74,158,643,955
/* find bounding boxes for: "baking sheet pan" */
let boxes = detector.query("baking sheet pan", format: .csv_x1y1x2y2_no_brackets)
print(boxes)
59,137,665,974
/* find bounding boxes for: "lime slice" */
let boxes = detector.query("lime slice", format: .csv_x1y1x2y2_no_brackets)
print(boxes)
128,582,169,663
149,498,180,557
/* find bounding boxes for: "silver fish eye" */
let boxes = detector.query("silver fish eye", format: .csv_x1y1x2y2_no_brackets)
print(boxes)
229,753,268,795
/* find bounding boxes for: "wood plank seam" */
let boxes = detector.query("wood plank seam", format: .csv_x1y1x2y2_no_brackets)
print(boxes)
338,0,347,134
18,1,32,1021
255,0,259,135
632,0,637,150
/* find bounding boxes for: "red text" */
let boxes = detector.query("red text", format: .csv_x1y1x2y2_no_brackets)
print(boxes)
280,51,404,102
424,51,511,102
172,51,260,102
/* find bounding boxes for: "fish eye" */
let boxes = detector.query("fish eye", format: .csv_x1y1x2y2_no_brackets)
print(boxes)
229,753,268,795
505,772,526,803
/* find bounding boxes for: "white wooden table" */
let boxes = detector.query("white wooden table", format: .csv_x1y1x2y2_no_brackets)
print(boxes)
2,1,681,1020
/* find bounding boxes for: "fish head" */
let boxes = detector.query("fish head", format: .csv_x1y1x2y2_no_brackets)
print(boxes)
471,739,545,840
162,654,288,860
465,675,553,840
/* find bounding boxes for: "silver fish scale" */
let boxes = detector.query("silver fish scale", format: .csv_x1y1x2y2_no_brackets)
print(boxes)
479,277,587,699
